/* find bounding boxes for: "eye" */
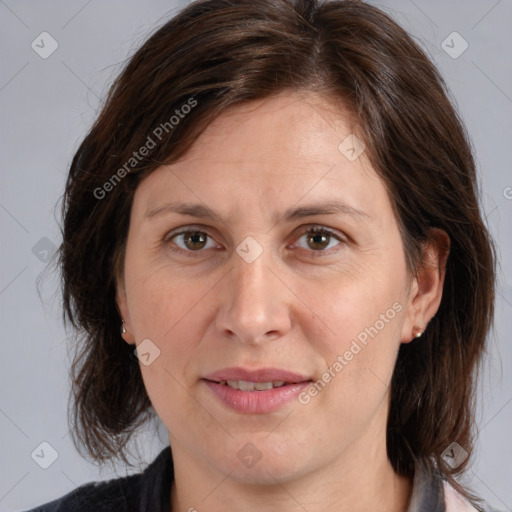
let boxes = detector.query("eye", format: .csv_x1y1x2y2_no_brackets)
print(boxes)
166,229,219,255
290,226,345,256
164,225,346,257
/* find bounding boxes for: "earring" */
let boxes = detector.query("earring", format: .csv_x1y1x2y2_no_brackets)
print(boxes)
412,325,423,339
121,320,127,335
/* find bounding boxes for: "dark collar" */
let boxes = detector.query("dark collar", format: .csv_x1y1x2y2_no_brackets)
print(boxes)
407,461,446,512
137,446,173,512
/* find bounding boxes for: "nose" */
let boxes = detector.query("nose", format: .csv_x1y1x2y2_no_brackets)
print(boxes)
215,246,293,345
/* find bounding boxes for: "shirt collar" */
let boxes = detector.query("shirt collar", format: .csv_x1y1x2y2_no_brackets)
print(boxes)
407,460,446,512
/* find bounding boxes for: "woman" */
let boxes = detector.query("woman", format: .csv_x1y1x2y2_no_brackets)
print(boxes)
28,0,500,510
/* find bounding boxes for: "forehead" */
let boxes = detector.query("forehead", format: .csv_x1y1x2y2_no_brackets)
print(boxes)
180,91,360,166
132,91,392,227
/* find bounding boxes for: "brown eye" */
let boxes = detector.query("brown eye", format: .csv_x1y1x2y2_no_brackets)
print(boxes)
292,227,345,255
183,231,208,250
168,230,216,252
307,230,331,250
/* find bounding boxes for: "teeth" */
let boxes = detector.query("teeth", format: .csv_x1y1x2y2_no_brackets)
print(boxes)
254,382,273,391
221,380,287,391
238,380,255,391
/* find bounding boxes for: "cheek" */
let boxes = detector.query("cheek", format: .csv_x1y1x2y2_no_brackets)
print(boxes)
126,266,206,426
124,257,212,381
297,254,406,351
125,255,202,338
301,257,406,406
302,294,404,439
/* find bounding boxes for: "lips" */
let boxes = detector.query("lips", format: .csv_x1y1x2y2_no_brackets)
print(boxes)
202,367,313,414
203,366,311,384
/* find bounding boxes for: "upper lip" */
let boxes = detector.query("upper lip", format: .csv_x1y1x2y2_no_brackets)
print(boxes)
203,367,312,384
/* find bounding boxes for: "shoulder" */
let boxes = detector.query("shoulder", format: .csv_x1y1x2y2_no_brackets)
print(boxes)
23,475,141,512
410,460,504,512
443,481,504,512
23,446,173,512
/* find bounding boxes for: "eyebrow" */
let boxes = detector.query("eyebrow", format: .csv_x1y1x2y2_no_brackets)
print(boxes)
145,200,370,224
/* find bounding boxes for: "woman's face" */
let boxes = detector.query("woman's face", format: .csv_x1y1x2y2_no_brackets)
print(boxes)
117,92,436,484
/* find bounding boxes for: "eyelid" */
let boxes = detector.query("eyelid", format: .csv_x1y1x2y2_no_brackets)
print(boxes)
163,224,218,243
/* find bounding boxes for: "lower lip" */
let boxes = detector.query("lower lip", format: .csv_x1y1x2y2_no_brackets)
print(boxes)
203,380,311,414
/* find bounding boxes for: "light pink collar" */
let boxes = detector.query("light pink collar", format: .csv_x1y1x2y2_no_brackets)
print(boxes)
443,482,479,511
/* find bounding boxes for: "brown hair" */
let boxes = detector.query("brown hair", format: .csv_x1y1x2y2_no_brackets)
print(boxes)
59,0,496,504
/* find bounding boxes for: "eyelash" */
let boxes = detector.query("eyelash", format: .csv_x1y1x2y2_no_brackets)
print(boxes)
163,225,346,258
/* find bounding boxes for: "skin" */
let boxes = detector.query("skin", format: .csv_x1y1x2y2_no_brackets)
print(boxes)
116,91,449,512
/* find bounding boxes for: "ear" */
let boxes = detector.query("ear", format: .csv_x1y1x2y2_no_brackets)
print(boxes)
115,266,136,345
400,228,450,343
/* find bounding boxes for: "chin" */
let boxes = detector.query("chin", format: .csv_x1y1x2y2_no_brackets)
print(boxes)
208,440,315,485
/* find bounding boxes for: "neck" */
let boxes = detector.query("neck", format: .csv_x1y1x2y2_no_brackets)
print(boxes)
169,428,412,512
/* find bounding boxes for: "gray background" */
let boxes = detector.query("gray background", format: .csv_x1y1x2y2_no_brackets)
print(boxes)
0,1,510,511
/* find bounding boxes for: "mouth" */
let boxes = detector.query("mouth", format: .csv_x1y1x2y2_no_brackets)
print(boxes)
202,367,313,414
212,380,291,391
203,366,312,384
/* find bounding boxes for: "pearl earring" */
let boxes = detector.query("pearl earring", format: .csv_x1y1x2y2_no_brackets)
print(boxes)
121,320,127,335
412,325,423,339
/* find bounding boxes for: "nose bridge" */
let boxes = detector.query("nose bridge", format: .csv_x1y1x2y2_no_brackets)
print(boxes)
232,243,275,316
234,244,270,298
231,232,272,292
216,238,291,343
